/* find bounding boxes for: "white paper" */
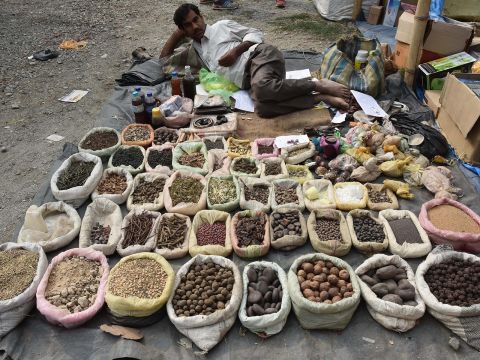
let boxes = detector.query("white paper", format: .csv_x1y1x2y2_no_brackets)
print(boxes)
331,111,347,124
232,90,254,112
46,134,64,142
195,84,209,96
274,135,309,149
285,69,311,80
350,90,388,118
58,90,89,103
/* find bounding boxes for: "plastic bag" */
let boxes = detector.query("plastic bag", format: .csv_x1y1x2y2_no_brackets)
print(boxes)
230,156,261,178
163,171,207,216
91,167,134,205
189,210,232,257
199,68,239,101
333,182,367,211
78,127,121,159
403,164,424,187
281,142,316,165
365,183,399,211
350,157,381,183
145,144,174,175
346,209,389,254
207,149,231,176
153,213,191,260
163,97,194,129
251,138,279,160
231,210,270,259
121,124,154,148
172,141,209,176
116,209,160,257
260,158,288,181
238,177,273,213
108,145,146,175
271,179,305,212
126,173,168,212
345,147,373,165
383,179,414,199
302,179,336,211
379,156,412,177
206,175,240,212
421,166,462,199
17,201,81,253
328,154,359,172
269,208,307,251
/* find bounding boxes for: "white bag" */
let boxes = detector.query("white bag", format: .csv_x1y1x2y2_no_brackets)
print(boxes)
269,208,308,251
379,209,432,258
287,253,361,330
91,167,134,205
206,175,240,212
167,254,242,352
230,156,261,178
0,242,48,337
271,179,305,212
51,152,103,208
415,248,480,350
126,172,168,211
313,0,379,21
334,182,368,211
238,177,273,213
163,171,207,216
79,198,123,256
172,141,209,175
346,209,389,254
153,213,191,260
303,179,336,212
108,145,146,175
238,261,291,337
281,141,316,165
145,144,174,175
17,201,81,253
355,254,426,332
207,149,231,177
260,157,288,181
78,127,121,158
116,209,160,257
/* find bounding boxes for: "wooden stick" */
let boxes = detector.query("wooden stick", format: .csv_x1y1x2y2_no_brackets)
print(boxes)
352,0,363,20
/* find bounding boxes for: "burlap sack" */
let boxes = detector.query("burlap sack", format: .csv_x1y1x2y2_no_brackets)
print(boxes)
153,213,191,260
238,177,273,213
303,179,336,212
116,209,160,257
346,209,389,254
126,173,168,212
108,145,146,175
260,157,288,181
145,144,174,175
366,183,399,211
334,182,368,211
163,171,207,216
189,210,232,257
281,141,316,165
269,208,307,251
231,210,270,259
271,179,305,212
91,167,134,205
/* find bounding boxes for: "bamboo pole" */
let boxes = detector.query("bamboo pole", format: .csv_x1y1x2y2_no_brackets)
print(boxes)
352,0,363,20
405,0,432,87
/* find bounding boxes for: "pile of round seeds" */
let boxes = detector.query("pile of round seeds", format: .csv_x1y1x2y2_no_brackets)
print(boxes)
123,127,150,142
368,188,391,203
315,218,342,241
96,173,127,194
0,249,39,301
197,222,226,246
352,215,385,243
81,131,118,150
246,267,282,316
148,149,172,169
272,211,302,239
274,184,298,205
154,129,178,145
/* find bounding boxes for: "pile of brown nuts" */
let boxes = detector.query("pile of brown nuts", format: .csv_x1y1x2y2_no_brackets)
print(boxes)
235,215,266,247
314,218,341,241
246,267,282,316
272,211,302,239
274,184,298,205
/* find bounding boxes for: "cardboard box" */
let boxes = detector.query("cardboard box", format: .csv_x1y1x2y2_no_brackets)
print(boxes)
424,90,441,117
393,41,443,69
437,73,480,164
368,5,384,25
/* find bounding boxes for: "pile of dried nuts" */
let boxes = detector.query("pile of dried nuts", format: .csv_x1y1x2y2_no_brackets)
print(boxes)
197,222,226,246
96,173,128,194
0,249,39,301
235,215,266,247
272,211,302,239
154,129,178,145
352,215,384,243
314,218,341,241
246,267,282,316
124,127,150,142
274,184,298,205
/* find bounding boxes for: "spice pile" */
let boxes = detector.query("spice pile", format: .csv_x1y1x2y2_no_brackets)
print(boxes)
109,258,168,299
178,152,205,168
45,256,102,313
274,184,298,205
388,218,423,244
123,127,150,142
288,147,308,157
170,177,204,206
172,261,234,316
258,145,274,155
244,184,269,204
208,178,237,205
154,129,178,145
121,212,155,247
131,178,166,204
228,140,250,156
314,218,341,241
156,215,189,250
90,223,111,245
96,173,128,194
57,161,95,190
368,188,391,203
427,205,480,233
272,211,302,239
204,139,224,151
112,147,144,169
288,167,307,177
352,215,384,243
232,158,257,174
197,222,226,246
148,149,172,169
264,161,282,176
0,249,39,301
424,259,480,307
246,267,282,316
235,215,266,247
81,131,118,150
296,260,353,303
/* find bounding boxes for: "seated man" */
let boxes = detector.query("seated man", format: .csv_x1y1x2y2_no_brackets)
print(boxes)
160,3,349,118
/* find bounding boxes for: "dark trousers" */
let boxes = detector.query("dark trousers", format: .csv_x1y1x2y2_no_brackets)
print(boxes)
244,44,317,118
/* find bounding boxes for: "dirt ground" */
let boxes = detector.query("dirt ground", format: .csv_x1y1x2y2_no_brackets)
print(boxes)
0,0,353,244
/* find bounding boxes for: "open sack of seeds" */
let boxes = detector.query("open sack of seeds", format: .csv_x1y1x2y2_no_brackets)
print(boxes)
166,254,242,352
172,141,208,175
117,209,160,257
355,254,426,332
36,247,109,328
189,210,232,257
286,164,314,185
272,179,305,212
126,173,168,211
287,253,361,330
145,144,174,175
334,182,367,211
207,149,231,176
153,127,180,146
227,137,251,158
251,138,279,160
307,209,352,257
415,247,480,350
79,198,122,256
419,198,480,252
239,177,272,213
281,141,316,165
231,210,270,259
230,156,261,178
379,210,432,258
78,127,121,159
203,136,227,152
206,175,240,212
366,183,399,211
347,209,389,254
106,253,174,321
153,213,191,260
260,157,288,181
269,208,307,251
91,167,134,205
239,261,291,337
108,145,146,175
164,171,207,216
17,201,81,253
0,243,48,337
51,152,103,208
303,179,335,211
121,124,154,147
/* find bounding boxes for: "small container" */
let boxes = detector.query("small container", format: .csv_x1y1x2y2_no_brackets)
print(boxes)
171,71,182,96
151,107,164,129
354,50,369,71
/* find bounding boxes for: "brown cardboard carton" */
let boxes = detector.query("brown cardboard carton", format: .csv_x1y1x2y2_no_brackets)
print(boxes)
393,41,442,69
424,90,441,118
368,5,384,25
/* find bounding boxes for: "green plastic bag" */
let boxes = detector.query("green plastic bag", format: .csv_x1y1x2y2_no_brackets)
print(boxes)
199,68,239,104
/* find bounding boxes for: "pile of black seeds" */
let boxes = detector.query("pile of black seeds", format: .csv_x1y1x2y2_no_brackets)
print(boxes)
148,149,172,169
112,147,144,169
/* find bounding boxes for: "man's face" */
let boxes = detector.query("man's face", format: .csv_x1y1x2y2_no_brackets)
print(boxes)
180,10,206,42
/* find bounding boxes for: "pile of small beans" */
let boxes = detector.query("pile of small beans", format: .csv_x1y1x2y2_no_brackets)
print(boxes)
352,215,384,243
272,211,302,239
368,188,391,203
246,267,282,316
112,147,144,169
197,221,226,246
314,218,341,241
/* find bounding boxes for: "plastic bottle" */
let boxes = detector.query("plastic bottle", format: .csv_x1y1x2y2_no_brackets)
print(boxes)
182,65,196,101
134,86,145,102
151,107,163,129
144,91,156,124
131,91,148,123
171,71,182,96
355,50,369,71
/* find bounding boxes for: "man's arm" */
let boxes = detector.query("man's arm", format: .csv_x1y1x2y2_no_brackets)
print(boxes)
218,20,263,67
218,41,255,67
160,29,186,58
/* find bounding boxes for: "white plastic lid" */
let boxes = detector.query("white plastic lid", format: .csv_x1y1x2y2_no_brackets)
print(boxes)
356,50,368,61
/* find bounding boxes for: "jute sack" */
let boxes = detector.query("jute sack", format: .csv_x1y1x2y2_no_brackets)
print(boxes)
260,157,288,181
78,127,121,159
116,209,160,257
286,164,314,185
379,209,432,258
207,149,231,177
238,261,291,337
17,201,81,253
0,242,48,337
163,171,207,216
36,247,109,328
271,179,305,212
126,172,168,211
189,210,232,257
153,213,191,260
91,167,134,205
355,254,426,332
167,254,242,352
107,145,146,175
366,183,399,211
334,182,368,211
269,208,307,251
51,152,103,208
231,210,270,259
105,252,174,317
145,144,174,175
206,175,240,212
347,209,389,254
415,247,480,350
238,177,273,213
303,179,336,212
251,138,279,160
230,156,261,178
287,253,361,330
79,198,122,256
281,141,316,165
172,141,209,176
307,209,352,257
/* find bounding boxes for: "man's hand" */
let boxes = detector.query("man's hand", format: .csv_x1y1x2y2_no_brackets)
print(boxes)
218,49,239,67
160,28,187,59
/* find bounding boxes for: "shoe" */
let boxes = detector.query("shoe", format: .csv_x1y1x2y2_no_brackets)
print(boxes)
199,0,213,4
33,49,59,61
213,1,238,10
275,0,285,8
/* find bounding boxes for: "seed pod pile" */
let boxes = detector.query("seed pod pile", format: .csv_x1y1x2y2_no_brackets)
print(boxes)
96,173,127,194
156,215,189,250
178,152,205,168
121,212,155,247
208,178,237,205
235,215,266,247
246,267,282,316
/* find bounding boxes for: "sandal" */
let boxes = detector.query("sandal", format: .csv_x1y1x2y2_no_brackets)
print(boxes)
275,0,285,8
213,0,238,10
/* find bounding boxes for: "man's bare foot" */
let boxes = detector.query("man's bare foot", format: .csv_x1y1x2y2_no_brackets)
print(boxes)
315,94,348,111
313,79,350,100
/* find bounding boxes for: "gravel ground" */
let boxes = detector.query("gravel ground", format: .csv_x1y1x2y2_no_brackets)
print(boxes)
0,0,351,244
